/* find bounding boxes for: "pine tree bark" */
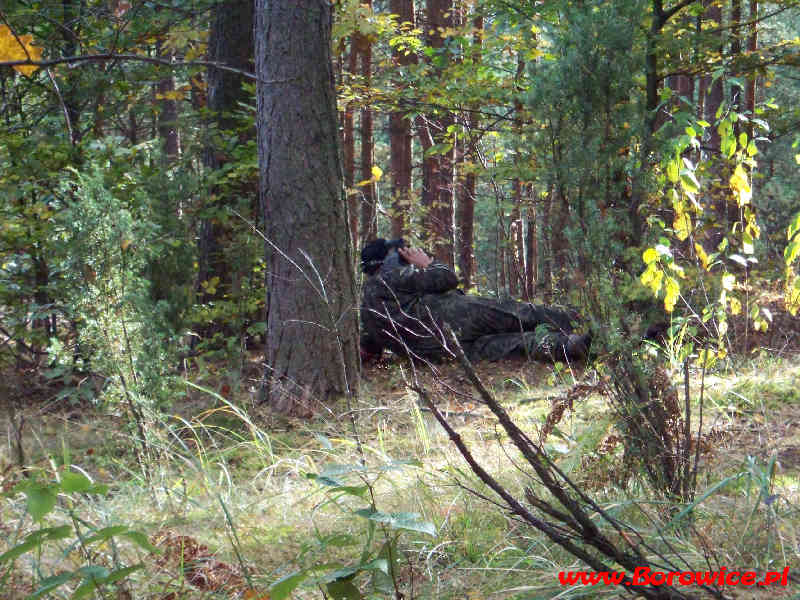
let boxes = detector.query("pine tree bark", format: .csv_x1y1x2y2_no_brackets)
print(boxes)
198,0,254,305
359,3,377,244
455,15,481,290
524,187,537,301
343,46,359,246
745,0,758,132
255,0,359,414
389,0,416,239
456,131,476,289
419,0,455,267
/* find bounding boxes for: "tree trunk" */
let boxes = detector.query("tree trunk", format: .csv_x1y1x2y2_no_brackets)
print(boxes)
508,195,522,297
455,15,482,289
745,0,758,135
389,0,416,239
359,3,377,244
456,135,476,289
344,46,359,246
255,0,359,414
541,184,553,302
198,0,254,305
419,0,455,266
155,24,180,162
525,187,537,301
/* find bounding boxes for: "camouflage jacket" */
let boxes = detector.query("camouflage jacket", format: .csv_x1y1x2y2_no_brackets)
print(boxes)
361,253,579,361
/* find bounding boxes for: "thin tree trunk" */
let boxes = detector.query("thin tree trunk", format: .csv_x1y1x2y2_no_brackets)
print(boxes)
419,0,455,266
359,0,377,244
541,184,554,302
344,46,359,246
525,186,537,301
456,134,476,289
198,0,254,307
156,29,180,162
389,0,416,239
744,0,758,142
455,14,482,289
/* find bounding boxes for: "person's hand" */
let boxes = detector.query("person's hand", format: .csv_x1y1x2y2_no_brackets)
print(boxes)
398,247,433,269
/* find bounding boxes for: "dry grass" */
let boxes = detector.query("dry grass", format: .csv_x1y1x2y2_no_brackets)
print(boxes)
1,351,799,599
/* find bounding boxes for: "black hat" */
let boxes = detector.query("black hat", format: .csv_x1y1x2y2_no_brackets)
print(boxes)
361,239,389,274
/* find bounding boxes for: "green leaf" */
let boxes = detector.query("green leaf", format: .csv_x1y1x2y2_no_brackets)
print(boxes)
327,576,362,600
24,483,58,522
28,572,75,599
742,230,754,254
60,471,92,493
120,530,159,553
86,483,109,495
71,565,143,599
270,570,311,600
0,526,72,565
82,526,128,546
785,238,800,266
354,509,436,536
306,473,369,497
668,473,745,529
788,212,800,242
371,540,399,594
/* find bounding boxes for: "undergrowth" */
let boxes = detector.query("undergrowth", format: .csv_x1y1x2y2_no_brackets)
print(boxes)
1,354,799,599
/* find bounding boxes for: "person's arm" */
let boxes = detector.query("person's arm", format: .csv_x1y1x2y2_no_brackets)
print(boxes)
380,248,459,294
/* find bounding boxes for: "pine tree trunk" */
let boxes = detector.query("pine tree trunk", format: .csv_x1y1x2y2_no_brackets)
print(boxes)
525,188,537,301
456,136,476,289
255,0,359,414
419,0,455,266
344,46,359,246
389,0,416,239
455,15,482,289
745,0,758,134
359,5,377,244
199,0,254,305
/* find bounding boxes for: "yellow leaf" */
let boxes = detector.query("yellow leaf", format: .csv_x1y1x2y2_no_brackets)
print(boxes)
371,165,383,181
673,211,691,241
0,25,42,76
786,278,800,316
155,90,185,101
666,160,679,183
694,242,710,270
728,296,741,315
729,164,751,205
664,276,680,313
698,348,718,369
642,248,659,265
640,264,663,295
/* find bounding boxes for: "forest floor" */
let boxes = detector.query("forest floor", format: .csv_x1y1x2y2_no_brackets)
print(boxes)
2,305,800,599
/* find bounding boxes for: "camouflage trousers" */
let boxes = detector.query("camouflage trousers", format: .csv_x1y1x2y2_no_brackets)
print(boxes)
414,293,582,362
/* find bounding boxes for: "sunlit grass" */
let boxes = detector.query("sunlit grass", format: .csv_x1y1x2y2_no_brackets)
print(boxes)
2,354,799,598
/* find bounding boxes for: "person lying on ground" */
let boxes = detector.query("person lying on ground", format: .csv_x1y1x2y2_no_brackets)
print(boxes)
360,238,591,363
